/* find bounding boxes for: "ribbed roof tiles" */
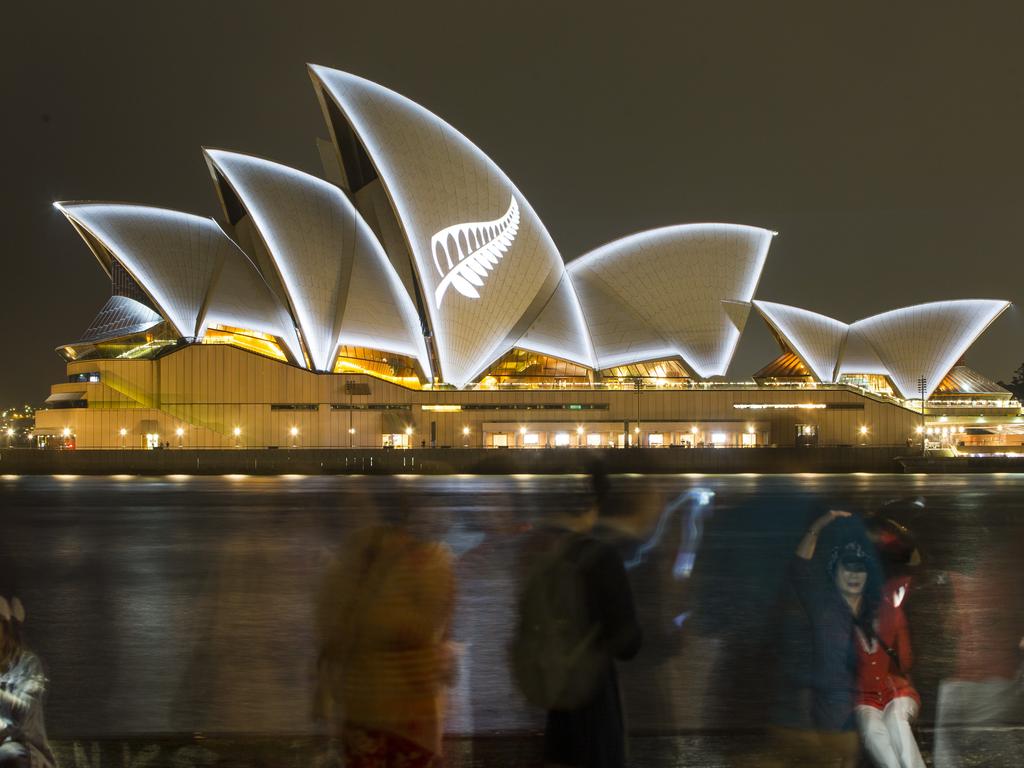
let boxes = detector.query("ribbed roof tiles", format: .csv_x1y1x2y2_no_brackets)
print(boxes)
310,66,577,387
568,224,773,376
753,301,849,382
204,150,429,376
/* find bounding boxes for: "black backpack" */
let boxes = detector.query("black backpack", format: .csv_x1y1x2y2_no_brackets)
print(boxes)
510,533,609,710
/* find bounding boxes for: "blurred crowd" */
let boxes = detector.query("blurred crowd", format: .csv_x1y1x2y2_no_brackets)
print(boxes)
3,470,1023,768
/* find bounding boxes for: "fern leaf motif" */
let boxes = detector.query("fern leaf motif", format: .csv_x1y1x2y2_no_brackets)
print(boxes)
431,196,520,309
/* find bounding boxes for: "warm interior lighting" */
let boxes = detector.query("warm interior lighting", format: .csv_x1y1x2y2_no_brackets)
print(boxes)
202,325,287,362
576,426,584,435
520,427,528,435
690,426,699,435
734,403,827,410
334,346,422,389
915,426,924,434
422,405,463,412
348,427,356,434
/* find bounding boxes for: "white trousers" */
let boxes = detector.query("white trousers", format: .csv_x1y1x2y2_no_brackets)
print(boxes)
855,696,925,768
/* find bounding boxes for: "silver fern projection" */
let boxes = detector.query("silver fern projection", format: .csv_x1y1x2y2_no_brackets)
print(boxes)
431,196,520,309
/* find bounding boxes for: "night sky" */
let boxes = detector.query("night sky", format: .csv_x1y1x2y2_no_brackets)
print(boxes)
4,1,1022,405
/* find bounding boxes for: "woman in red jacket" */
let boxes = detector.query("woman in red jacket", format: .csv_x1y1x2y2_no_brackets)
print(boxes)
852,574,925,768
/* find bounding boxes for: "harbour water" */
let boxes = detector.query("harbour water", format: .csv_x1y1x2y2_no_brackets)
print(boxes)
1,472,1021,745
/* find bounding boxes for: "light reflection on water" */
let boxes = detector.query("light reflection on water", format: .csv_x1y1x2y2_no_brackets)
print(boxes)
0,473,1021,740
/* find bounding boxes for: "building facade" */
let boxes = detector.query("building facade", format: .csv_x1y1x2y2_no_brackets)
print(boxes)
35,66,1019,451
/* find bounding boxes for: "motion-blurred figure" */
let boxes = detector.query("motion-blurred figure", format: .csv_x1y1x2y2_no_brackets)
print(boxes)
855,502,926,768
933,534,1024,768
787,510,875,768
511,470,642,768
315,516,457,767
0,597,56,768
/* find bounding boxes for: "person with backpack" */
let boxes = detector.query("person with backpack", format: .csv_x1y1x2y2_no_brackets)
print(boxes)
511,469,642,768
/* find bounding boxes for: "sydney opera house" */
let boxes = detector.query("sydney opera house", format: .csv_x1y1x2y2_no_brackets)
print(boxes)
36,66,1019,450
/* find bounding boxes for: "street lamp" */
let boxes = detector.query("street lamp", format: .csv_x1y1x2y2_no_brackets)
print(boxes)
233,426,242,448
916,375,927,456
290,426,299,448
462,425,470,447
119,427,127,448
176,426,184,448
5,427,13,448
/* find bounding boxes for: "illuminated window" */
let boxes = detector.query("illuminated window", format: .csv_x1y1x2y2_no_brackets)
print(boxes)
742,432,757,447
524,433,540,446
334,346,423,388
586,433,603,447
711,432,728,446
203,325,287,362
554,432,571,447
601,359,690,381
478,348,590,385
648,433,664,446
492,433,509,448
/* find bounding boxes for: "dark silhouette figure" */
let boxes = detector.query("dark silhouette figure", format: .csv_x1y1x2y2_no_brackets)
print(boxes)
511,470,642,768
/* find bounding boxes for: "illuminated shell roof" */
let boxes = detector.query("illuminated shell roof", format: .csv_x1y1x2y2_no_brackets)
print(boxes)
757,298,1010,398
56,203,304,362
204,150,429,375
849,300,1009,399
310,65,583,387
569,224,774,377
74,296,163,345
753,301,848,382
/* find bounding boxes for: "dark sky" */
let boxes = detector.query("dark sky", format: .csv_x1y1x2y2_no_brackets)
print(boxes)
4,1,1022,405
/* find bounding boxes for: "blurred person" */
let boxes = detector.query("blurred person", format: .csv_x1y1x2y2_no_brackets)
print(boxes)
933,534,1024,768
314,511,457,768
854,502,927,768
510,469,642,768
0,597,56,768
787,510,880,768
851,576,924,768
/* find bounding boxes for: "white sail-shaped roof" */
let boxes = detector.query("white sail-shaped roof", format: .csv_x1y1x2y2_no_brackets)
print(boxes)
848,300,1010,399
514,274,596,368
568,224,773,377
753,301,849,382
55,204,224,339
57,203,304,361
204,150,430,376
835,326,888,377
310,65,581,388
